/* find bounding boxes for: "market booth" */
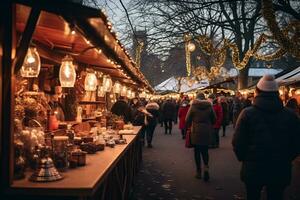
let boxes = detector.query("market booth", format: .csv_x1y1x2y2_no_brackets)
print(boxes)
0,1,153,199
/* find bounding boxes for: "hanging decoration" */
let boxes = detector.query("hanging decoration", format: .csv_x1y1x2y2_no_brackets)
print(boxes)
184,33,193,76
120,85,127,97
113,81,121,94
97,86,105,97
262,0,300,58
126,89,132,99
135,41,144,68
102,75,112,92
20,46,41,78
59,55,76,87
84,72,98,91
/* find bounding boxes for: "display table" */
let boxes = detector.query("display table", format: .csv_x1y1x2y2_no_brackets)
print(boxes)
8,126,143,200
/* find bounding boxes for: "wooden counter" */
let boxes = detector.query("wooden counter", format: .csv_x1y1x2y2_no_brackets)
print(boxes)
8,126,143,200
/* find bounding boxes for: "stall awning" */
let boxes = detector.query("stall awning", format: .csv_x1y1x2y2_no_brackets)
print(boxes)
14,0,153,92
275,66,300,85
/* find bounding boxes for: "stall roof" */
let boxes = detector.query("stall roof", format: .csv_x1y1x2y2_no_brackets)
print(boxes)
275,66,300,85
154,76,209,93
14,0,153,92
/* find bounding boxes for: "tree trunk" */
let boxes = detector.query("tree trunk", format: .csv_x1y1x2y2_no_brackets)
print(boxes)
238,66,249,89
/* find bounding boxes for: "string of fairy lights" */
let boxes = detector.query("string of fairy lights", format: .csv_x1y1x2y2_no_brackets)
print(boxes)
185,20,299,82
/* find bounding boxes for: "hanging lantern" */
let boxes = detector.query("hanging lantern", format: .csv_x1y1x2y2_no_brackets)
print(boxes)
59,55,76,87
84,72,97,91
97,86,105,97
126,89,132,99
120,85,127,97
20,46,41,77
102,75,112,92
113,81,121,93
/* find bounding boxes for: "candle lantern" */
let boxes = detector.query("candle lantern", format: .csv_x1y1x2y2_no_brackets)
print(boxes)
113,81,121,94
84,72,97,91
59,55,76,87
120,85,127,97
97,86,105,97
102,75,112,92
20,46,41,78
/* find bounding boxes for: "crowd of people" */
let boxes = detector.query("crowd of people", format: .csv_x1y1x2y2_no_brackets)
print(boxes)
111,74,300,200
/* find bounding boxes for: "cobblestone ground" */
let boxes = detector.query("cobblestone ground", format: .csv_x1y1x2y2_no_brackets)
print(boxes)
130,124,300,200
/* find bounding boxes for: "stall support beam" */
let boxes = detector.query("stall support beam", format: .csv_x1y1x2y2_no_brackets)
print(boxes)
13,6,41,74
0,0,16,192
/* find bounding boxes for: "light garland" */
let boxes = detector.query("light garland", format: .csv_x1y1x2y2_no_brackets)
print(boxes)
184,33,193,76
135,41,144,68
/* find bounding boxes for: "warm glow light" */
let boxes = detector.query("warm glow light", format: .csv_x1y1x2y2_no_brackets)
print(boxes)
59,55,76,87
20,47,41,78
84,72,98,91
120,85,127,97
188,42,196,52
97,86,105,97
102,75,112,92
113,81,121,93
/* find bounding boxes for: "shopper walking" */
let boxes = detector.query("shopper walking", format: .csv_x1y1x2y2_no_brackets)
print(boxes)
232,75,300,200
209,94,223,148
162,98,176,134
219,96,229,137
178,100,190,139
186,92,216,181
232,92,243,128
144,101,159,148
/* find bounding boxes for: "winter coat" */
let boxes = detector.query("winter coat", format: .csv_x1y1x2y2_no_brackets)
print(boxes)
145,102,160,126
212,103,223,129
111,100,132,123
185,99,216,145
221,101,229,126
232,92,300,185
162,100,176,120
178,104,190,129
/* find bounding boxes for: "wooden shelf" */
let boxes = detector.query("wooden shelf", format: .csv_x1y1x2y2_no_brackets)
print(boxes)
79,101,106,105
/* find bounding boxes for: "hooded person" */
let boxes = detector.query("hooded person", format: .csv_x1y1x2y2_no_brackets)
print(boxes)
185,92,216,181
232,75,300,200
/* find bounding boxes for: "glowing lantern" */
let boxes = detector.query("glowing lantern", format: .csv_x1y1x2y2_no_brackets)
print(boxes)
102,75,112,92
127,89,132,98
120,85,127,97
97,86,105,97
84,72,97,91
113,81,121,93
20,46,41,77
59,55,76,87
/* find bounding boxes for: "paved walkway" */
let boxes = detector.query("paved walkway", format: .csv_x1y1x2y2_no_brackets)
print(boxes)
130,124,300,200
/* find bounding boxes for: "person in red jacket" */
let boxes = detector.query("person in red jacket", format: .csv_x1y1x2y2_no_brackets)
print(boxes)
209,94,223,148
178,100,190,139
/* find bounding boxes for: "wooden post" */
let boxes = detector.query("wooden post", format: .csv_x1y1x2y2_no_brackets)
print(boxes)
0,0,16,191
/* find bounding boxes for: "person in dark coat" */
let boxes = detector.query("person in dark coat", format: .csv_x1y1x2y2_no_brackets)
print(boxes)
111,96,132,123
144,101,160,148
219,96,229,137
186,92,216,181
178,100,190,139
209,94,223,148
285,98,300,117
162,99,176,134
232,92,243,128
232,75,300,200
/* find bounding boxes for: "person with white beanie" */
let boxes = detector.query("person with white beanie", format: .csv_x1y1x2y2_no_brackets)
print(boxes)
232,74,300,200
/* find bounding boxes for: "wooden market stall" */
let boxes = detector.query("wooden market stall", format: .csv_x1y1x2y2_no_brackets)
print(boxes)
0,0,152,199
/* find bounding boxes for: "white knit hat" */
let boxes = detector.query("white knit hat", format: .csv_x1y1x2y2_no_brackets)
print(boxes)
256,74,278,92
